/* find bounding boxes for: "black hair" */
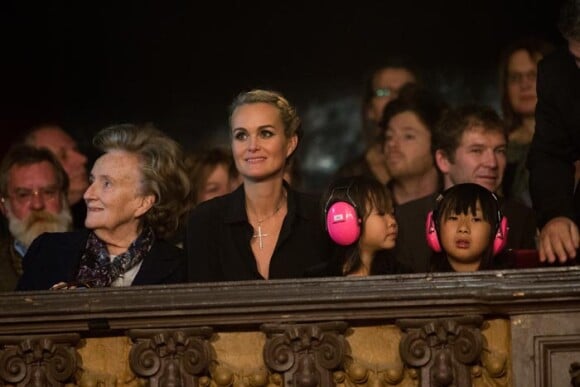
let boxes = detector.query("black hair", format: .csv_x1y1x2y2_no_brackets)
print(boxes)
378,83,448,146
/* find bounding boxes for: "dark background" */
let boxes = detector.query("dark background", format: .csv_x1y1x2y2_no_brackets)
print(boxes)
0,1,565,191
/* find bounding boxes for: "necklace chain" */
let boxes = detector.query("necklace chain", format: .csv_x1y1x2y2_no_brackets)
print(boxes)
249,193,286,249
252,193,286,225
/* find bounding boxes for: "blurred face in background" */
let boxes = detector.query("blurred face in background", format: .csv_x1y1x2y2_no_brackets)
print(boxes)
383,111,434,180
506,50,539,118
366,68,416,128
28,126,88,205
436,126,507,192
568,37,580,68
1,161,71,247
198,163,231,203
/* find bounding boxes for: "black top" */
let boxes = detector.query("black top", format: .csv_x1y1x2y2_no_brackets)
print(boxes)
394,192,538,273
304,248,412,277
185,183,336,282
16,230,186,290
528,47,580,227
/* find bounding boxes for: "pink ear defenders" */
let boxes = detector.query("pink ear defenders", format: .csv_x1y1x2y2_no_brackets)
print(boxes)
325,185,361,246
425,192,509,256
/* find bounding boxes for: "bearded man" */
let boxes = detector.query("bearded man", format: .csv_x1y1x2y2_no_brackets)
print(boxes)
0,145,72,291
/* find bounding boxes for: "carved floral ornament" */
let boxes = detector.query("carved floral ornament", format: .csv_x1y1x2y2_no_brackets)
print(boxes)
0,334,80,387
396,315,509,387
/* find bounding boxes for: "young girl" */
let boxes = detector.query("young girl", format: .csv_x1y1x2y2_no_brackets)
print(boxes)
322,175,400,276
427,183,512,272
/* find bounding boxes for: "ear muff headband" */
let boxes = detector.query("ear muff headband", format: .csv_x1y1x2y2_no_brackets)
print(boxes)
325,185,362,246
425,191,509,256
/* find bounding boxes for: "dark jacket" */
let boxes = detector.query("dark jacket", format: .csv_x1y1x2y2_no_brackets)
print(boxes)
16,230,186,290
528,47,580,227
0,234,22,292
185,183,335,282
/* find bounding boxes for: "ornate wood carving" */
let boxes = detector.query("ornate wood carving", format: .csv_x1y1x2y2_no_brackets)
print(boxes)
0,333,80,386
211,366,275,387
397,316,484,387
335,362,408,387
261,321,349,387
128,327,214,387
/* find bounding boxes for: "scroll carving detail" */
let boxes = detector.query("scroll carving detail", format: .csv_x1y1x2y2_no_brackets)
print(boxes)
0,334,80,386
397,316,484,387
128,327,214,387
262,321,349,387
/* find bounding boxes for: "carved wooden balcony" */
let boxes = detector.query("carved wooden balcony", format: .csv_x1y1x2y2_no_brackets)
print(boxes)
1,267,579,386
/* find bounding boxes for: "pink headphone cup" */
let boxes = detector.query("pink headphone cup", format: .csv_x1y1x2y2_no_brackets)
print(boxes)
326,201,361,246
425,211,442,252
492,216,509,255
426,210,509,256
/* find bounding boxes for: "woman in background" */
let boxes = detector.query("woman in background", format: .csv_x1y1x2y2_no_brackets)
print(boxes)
499,37,554,206
186,147,240,207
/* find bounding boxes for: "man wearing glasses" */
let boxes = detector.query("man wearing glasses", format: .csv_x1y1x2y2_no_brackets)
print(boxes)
334,58,418,185
0,145,72,291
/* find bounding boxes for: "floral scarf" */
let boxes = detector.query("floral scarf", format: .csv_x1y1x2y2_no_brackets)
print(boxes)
75,227,154,287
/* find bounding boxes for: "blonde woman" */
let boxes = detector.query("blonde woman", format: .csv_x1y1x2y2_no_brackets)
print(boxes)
186,89,334,281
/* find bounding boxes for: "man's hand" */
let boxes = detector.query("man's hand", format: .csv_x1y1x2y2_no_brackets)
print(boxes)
538,217,580,263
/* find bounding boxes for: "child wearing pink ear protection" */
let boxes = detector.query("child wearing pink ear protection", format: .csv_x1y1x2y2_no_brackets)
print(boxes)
426,183,513,272
322,176,404,276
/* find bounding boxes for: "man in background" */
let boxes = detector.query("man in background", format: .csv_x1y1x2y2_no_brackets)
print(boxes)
395,105,537,272
334,58,418,185
23,124,88,229
527,0,580,264
0,145,72,290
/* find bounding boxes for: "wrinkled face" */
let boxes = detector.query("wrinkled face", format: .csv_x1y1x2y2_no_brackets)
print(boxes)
367,68,416,126
31,127,88,204
83,150,154,240
359,203,397,255
439,202,492,270
198,164,230,203
383,111,434,180
436,126,507,192
1,161,64,220
507,50,538,117
231,103,297,182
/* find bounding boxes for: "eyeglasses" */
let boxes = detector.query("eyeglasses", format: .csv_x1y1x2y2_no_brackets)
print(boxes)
373,87,393,98
3,187,60,205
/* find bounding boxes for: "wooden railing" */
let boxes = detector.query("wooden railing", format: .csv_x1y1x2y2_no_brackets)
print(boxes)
1,266,580,386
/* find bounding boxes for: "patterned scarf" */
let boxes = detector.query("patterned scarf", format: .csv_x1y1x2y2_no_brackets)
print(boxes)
75,227,154,287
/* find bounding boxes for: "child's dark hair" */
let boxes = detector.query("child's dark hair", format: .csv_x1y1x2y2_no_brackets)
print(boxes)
433,183,502,270
322,175,394,275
